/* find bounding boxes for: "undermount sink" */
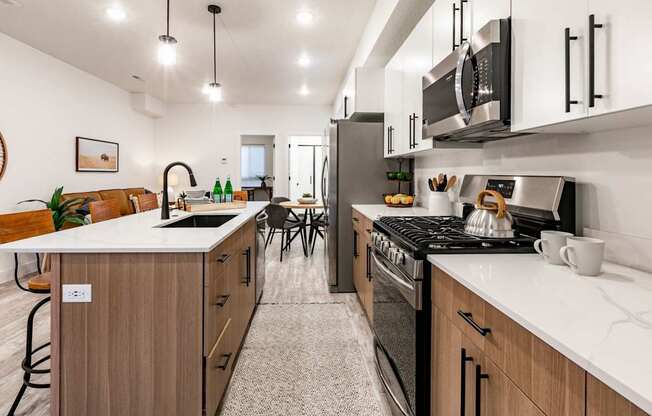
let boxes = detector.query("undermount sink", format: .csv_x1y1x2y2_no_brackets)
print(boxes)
160,214,237,228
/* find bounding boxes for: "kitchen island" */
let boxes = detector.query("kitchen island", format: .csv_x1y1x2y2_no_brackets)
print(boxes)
0,201,268,416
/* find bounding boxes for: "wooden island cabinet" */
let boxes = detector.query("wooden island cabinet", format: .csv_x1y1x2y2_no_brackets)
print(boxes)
431,265,648,416
51,218,258,416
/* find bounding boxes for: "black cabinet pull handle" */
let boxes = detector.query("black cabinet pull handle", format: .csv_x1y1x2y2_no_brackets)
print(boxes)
457,310,491,336
452,3,459,51
344,95,349,118
475,364,489,416
216,352,233,370
413,113,419,148
242,247,251,285
460,347,474,416
387,127,391,154
408,114,413,149
564,28,579,113
366,244,372,280
353,230,359,258
459,0,468,44
217,253,231,263
214,294,230,307
588,14,603,107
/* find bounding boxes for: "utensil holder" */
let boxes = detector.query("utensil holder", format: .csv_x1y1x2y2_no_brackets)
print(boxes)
428,192,453,215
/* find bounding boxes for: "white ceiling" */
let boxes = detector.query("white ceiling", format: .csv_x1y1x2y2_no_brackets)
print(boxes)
0,0,376,105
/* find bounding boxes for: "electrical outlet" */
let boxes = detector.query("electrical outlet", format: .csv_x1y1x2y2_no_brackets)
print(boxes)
62,284,92,303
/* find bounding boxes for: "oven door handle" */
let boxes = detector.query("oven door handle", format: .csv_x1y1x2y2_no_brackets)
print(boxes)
374,342,415,416
371,250,421,310
454,41,472,125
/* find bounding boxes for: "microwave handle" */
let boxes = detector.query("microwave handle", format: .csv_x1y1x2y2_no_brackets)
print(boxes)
454,41,472,124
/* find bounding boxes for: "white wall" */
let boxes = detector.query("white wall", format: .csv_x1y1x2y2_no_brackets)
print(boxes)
415,125,652,245
0,33,157,282
154,103,330,198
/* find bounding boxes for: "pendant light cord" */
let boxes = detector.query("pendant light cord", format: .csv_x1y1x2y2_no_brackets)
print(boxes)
213,12,217,83
166,0,170,36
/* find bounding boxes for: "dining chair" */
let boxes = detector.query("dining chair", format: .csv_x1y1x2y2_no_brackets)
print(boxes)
136,193,159,212
89,199,121,223
0,209,56,415
270,196,290,204
309,215,328,255
264,204,306,261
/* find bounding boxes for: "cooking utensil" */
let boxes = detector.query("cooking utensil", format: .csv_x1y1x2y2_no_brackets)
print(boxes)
428,178,435,192
437,173,444,187
438,174,448,191
445,175,457,191
464,190,514,238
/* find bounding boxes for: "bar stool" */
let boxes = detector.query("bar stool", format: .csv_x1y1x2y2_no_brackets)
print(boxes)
89,198,121,222
0,209,56,416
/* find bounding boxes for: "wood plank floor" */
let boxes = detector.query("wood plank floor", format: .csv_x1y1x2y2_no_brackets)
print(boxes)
0,237,391,416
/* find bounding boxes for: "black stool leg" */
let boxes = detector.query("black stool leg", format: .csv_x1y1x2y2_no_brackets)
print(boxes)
9,296,51,416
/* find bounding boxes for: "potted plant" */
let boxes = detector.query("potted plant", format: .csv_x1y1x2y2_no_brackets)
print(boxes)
256,175,272,189
20,186,90,230
299,193,317,204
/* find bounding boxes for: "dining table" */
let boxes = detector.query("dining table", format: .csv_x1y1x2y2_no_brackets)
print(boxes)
279,200,325,254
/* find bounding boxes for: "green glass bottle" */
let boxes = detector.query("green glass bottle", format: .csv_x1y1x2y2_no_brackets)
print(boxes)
212,178,223,203
224,175,233,203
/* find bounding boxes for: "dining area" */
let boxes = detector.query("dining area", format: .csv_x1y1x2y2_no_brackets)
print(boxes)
264,196,326,261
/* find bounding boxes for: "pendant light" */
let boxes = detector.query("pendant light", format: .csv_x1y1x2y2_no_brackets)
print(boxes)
158,0,177,66
203,4,223,102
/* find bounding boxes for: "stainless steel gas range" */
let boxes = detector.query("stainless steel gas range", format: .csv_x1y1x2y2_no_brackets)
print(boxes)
370,175,576,416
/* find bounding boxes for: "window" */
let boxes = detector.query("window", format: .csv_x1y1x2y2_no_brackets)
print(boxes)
241,144,266,186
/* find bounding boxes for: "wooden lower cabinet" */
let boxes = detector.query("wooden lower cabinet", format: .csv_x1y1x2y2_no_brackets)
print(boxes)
352,209,373,319
432,265,649,416
587,375,649,416
205,319,236,416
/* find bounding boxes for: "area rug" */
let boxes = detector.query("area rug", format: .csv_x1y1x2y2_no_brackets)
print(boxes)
219,303,383,416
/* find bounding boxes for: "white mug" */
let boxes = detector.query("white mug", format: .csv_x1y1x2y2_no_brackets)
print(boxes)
559,237,605,276
534,230,574,265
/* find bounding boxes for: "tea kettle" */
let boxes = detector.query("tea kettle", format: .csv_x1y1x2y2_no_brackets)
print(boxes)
464,190,514,238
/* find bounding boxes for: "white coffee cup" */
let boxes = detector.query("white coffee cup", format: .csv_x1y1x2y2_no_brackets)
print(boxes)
534,230,574,265
559,237,605,276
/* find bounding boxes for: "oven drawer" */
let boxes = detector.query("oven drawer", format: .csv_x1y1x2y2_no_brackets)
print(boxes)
432,265,586,416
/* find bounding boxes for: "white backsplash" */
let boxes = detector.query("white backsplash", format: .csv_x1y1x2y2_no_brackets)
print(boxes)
414,124,652,271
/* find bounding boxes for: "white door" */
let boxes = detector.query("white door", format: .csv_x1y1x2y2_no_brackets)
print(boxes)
289,143,322,201
470,0,511,35
588,0,652,116
402,7,434,154
511,0,588,132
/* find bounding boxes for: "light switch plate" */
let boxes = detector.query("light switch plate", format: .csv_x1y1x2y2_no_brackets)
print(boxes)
62,284,92,303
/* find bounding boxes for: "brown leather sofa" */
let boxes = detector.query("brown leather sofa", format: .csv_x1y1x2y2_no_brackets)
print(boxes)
61,187,147,216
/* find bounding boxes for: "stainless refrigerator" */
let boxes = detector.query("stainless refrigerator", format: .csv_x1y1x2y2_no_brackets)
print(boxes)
321,119,394,293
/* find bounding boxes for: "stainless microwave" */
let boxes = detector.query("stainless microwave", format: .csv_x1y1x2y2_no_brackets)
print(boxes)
422,18,523,143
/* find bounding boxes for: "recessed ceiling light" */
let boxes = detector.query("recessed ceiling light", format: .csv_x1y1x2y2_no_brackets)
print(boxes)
299,85,310,96
298,54,311,67
296,10,314,26
106,6,126,22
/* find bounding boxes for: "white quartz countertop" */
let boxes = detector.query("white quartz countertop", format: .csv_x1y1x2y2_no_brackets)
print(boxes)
351,204,431,220
0,201,269,253
427,253,652,414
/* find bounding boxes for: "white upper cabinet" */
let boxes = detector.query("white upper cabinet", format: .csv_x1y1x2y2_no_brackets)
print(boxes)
432,0,456,65
384,51,404,157
512,0,652,133
334,67,384,120
511,0,587,132
588,0,652,117
402,7,434,154
470,0,511,34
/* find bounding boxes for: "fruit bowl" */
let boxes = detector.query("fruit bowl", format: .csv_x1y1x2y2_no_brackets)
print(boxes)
298,197,317,204
383,193,415,208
